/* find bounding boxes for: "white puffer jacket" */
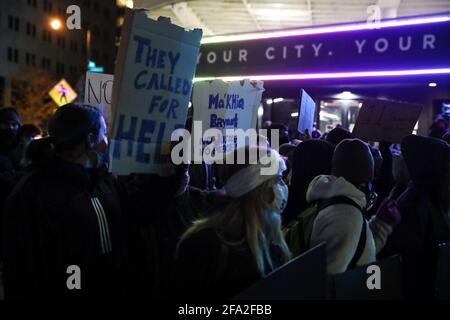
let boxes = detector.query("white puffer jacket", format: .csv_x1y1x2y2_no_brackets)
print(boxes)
306,175,392,275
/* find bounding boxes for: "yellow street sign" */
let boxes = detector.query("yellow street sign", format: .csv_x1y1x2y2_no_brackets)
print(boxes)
49,79,77,107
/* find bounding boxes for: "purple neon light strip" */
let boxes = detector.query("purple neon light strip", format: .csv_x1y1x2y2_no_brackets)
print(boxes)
193,68,450,82
201,15,450,44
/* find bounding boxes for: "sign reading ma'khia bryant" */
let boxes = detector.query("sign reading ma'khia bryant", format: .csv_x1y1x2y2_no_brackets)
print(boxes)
196,15,450,78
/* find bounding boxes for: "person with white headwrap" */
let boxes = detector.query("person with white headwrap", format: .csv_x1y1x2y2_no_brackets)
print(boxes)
173,146,291,299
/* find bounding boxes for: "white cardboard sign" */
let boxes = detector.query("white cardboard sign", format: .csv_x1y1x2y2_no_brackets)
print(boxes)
297,89,316,134
110,9,202,175
192,79,264,156
84,71,114,126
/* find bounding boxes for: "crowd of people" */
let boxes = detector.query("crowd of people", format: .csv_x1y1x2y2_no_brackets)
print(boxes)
0,104,449,299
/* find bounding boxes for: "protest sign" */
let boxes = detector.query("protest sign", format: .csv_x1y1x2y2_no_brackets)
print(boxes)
297,89,316,135
49,79,77,107
352,99,423,143
234,243,326,300
110,9,202,175
84,72,114,126
192,79,264,158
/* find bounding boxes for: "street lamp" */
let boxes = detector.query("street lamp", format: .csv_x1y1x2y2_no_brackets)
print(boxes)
50,18,62,31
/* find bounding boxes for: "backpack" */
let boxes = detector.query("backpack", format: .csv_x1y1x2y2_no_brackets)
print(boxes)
284,196,367,270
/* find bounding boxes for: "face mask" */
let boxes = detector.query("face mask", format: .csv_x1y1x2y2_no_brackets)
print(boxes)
96,150,108,169
85,136,109,169
271,182,289,213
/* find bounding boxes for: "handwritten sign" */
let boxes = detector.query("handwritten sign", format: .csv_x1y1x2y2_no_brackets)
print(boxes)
84,72,114,126
49,79,77,107
192,79,264,156
298,89,316,134
352,99,423,143
110,9,202,175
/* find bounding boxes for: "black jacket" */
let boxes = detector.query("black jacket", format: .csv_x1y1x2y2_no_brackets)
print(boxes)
380,135,450,299
3,157,129,298
3,156,187,299
173,228,261,300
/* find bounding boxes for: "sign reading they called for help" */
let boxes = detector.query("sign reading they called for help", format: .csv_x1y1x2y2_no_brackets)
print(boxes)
110,9,202,175
49,79,77,107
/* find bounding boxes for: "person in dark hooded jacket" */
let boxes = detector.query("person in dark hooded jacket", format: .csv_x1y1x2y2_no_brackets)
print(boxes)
325,127,354,147
2,105,183,299
0,108,24,265
3,105,126,298
381,134,450,299
282,140,334,226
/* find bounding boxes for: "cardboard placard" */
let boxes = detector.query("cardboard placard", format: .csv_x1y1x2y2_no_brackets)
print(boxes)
192,79,264,156
234,243,326,300
84,72,114,126
110,9,202,175
352,99,423,143
297,89,316,134
333,255,405,300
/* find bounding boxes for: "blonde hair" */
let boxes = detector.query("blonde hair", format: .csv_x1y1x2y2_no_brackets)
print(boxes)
181,177,291,276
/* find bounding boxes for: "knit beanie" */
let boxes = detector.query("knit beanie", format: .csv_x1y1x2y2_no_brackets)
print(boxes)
332,139,374,186
326,127,354,147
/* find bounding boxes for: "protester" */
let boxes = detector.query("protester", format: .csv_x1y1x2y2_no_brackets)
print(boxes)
367,142,395,217
3,104,130,298
282,140,334,226
279,142,296,183
324,126,354,147
389,152,411,200
0,108,22,170
442,130,450,144
23,137,53,167
0,108,24,265
3,105,182,297
311,125,322,139
381,134,450,299
173,146,291,299
307,139,400,274
267,123,290,146
429,115,448,140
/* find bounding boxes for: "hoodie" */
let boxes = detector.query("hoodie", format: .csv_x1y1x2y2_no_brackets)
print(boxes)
283,140,334,226
381,135,450,299
307,175,392,274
